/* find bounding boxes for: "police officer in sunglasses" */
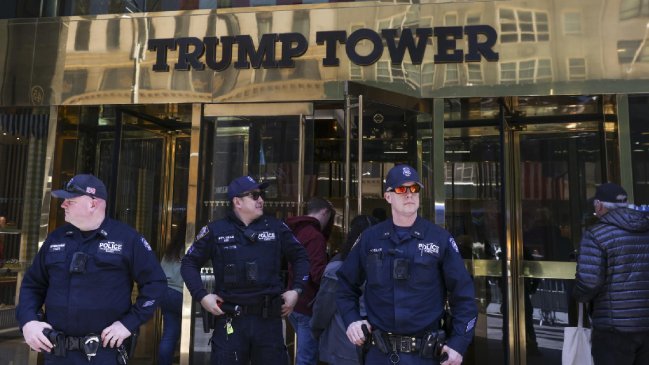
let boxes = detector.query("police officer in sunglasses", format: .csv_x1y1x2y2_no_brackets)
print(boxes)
181,175,309,365
16,174,166,364
337,164,478,365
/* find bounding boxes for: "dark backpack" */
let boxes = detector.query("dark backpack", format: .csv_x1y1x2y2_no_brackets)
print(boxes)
309,260,342,339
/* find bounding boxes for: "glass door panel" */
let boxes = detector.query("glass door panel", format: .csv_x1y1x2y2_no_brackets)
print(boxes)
342,83,433,231
515,122,607,365
99,123,165,246
308,89,431,254
197,115,302,224
355,99,433,222
444,125,505,365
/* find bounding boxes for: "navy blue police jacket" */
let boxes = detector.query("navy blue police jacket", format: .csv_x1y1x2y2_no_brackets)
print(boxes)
16,218,166,337
337,216,478,355
181,211,309,305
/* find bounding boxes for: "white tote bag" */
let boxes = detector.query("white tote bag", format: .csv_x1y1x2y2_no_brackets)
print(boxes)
562,303,594,365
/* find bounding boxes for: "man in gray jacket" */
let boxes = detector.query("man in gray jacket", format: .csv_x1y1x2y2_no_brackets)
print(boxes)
574,183,649,365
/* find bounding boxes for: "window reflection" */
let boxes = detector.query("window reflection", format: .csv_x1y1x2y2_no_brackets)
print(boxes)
53,0,361,15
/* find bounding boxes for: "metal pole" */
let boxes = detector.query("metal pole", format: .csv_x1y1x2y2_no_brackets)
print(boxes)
357,95,363,215
344,94,352,235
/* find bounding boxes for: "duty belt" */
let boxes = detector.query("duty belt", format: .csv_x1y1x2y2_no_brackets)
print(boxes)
202,295,284,333
239,295,283,318
43,328,100,360
374,334,423,353
368,328,447,364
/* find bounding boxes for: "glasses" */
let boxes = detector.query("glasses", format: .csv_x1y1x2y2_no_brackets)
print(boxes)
63,181,97,199
390,185,421,194
237,191,264,201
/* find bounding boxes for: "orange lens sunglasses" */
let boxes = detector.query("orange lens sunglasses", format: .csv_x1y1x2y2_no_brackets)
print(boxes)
392,185,421,194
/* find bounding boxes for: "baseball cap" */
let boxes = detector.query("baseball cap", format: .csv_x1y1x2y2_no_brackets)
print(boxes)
589,183,628,204
52,174,108,200
227,176,270,200
384,164,423,192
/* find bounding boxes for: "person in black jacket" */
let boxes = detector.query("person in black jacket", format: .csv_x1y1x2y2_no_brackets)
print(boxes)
574,183,649,365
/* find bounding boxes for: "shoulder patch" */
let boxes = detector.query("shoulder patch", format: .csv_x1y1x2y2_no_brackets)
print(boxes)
449,237,459,253
196,225,209,240
143,300,156,307
466,316,477,333
141,237,152,251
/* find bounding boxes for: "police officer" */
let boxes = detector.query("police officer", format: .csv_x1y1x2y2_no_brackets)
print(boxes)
181,175,310,365
337,165,478,365
16,174,166,365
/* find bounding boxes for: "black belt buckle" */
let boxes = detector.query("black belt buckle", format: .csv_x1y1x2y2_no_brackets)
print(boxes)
82,334,100,361
397,336,417,353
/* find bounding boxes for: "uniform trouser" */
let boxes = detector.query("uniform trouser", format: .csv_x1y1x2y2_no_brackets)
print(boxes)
43,346,119,365
591,329,649,365
365,346,443,365
211,313,288,365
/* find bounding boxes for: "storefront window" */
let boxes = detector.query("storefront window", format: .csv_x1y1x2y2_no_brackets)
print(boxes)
0,109,49,363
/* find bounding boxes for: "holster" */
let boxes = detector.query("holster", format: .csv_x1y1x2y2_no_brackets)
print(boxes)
201,297,281,333
43,328,66,357
419,329,446,359
201,307,216,333
370,329,391,354
127,331,138,358
117,331,138,364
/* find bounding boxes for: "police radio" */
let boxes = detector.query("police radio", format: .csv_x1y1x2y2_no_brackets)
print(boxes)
69,252,89,273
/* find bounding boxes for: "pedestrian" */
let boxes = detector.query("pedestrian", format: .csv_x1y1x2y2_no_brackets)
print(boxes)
16,174,167,365
158,221,186,365
180,175,310,365
573,183,649,365
337,164,478,365
310,214,378,365
286,196,335,365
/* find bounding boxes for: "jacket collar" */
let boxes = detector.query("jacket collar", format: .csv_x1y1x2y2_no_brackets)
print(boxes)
378,216,426,245
64,218,111,240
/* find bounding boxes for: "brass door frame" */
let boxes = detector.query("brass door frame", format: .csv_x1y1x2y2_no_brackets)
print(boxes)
343,93,362,234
